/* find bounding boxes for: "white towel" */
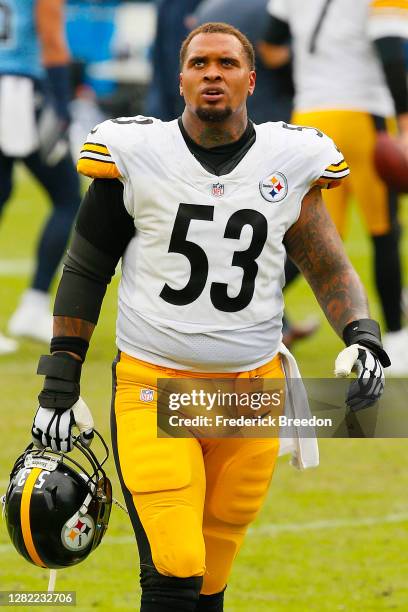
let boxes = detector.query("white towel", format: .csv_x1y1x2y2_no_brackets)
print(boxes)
0,75,38,157
278,343,320,470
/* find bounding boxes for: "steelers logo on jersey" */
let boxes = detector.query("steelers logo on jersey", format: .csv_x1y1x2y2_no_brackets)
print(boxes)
259,172,288,203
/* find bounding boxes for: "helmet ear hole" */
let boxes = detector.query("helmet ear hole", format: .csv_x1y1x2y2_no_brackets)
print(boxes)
44,485,58,511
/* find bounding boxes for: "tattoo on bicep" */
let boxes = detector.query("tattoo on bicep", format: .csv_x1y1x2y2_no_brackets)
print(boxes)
284,188,369,334
53,316,95,340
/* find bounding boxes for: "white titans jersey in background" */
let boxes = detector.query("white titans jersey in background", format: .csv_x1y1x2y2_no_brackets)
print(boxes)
78,117,348,371
268,0,408,116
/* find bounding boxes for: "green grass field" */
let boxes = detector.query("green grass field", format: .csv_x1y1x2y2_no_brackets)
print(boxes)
1,168,408,611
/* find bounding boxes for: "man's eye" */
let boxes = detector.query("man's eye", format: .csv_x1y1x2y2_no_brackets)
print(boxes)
194,60,204,67
222,59,232,66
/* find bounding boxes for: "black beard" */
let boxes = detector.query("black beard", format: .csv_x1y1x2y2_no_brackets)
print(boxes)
196,106,233,123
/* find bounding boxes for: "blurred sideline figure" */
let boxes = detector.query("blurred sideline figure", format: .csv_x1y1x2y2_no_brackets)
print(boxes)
66,0,119,99
145,0,202,120
260,0,408,374
0,0,81,353
192,0,320,348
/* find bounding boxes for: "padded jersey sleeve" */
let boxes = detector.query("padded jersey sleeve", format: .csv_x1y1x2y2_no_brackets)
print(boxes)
282,123,350,190
279,122,350,190
77,119,128,180
368,0,408,39
308,130,350,190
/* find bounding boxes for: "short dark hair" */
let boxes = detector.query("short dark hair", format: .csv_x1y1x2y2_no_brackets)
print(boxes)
180,22,255,71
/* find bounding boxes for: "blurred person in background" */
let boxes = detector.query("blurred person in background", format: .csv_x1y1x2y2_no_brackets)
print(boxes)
145,0,202,120
259,0,408,374
0,0,81,353
192,0,319,348
66,0,119,100
65,0,120,157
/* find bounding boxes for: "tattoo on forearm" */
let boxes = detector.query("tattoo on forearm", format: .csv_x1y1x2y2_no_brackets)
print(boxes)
284,187,369,336
53,316,95,341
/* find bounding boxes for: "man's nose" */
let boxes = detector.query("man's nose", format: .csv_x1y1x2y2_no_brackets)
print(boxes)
203,66,222,81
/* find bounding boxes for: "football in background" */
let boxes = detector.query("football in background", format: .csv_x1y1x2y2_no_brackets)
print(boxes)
374,131,408,192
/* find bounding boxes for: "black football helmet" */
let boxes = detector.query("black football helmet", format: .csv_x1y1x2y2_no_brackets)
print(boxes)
2,432,112,569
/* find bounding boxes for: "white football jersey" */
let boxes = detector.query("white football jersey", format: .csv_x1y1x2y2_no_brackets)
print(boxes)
267,0,408,116
78,117,348,370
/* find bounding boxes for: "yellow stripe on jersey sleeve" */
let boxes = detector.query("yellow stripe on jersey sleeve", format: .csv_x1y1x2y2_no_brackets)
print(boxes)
77,141,121,179
312,159,350,189
370,0,408,10
77,158,121,179
81,142,111,155
368,1,408,40
321,159,349,178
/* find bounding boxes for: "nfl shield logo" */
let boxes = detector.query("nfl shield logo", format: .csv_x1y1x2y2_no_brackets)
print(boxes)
211,182,224,197
140,388,154,402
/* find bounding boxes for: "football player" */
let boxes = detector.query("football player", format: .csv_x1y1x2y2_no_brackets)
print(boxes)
0,0,81,352
31,23,390,611
259,0,408,374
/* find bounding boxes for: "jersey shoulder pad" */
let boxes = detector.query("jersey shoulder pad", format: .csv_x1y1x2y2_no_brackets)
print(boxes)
275,122,350,189
311,133,350,190
77,119,122,179
77,116,157,179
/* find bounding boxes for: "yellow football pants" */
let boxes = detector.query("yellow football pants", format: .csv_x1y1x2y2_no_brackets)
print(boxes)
111,351,284,595
292,110,395,236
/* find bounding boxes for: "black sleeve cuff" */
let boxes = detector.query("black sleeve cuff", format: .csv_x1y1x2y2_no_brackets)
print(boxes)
373,37,408,116
342,319,391,367
263,15,291,45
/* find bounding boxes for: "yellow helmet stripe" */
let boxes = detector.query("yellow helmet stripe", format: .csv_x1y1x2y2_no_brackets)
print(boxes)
20,468,47,568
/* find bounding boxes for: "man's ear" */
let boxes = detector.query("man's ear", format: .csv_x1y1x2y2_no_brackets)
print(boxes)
179,73,183,96
248,70,256,96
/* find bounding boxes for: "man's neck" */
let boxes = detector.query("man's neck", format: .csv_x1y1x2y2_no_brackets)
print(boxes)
181,109,248,148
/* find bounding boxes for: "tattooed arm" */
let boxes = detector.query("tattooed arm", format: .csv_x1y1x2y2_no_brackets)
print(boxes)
283,186,369,337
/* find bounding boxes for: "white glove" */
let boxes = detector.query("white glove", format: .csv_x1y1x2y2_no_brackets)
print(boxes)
32,397,94,453
335,344,385,411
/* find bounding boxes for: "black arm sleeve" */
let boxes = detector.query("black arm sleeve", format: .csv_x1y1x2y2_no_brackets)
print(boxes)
374,37,408,116
263,15,291,45
53,179,135,323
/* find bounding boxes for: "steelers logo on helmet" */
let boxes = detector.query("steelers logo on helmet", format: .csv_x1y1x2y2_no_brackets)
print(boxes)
62,515,95,551
2,433,112,569
259,172,288,203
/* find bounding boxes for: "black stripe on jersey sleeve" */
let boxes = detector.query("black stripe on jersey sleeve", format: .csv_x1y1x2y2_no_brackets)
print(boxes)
327,159,346,167
80,150,112,158
321,167,350,175
84,141,110,148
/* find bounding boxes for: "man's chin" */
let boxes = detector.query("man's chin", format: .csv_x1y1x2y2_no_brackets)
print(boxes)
195,106,233,123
